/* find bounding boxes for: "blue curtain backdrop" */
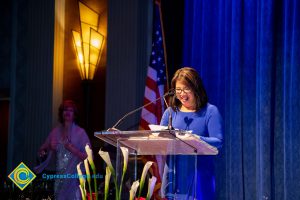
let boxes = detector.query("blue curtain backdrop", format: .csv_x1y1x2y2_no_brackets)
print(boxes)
182,0,300,199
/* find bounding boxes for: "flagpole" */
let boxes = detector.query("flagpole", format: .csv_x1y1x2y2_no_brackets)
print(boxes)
157,0,169,90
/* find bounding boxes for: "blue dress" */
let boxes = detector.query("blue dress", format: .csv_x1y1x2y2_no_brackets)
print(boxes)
160,103,223,200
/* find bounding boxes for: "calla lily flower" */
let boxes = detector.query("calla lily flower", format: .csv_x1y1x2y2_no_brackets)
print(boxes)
79,185,86,200
104,167,111,200
99,149,118,199
98,149,115,175
120,147,129,173
77,162,86,199
84,159,92,200
138,161,153,198
146,176,157,200
77,162,85,187
119,147,129,199
85,144,94,167
85,144,98,200
129,180,140,200
84,159,91,182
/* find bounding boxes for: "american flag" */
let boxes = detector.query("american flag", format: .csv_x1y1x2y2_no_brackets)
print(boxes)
139,1,167,198
139,1,167,130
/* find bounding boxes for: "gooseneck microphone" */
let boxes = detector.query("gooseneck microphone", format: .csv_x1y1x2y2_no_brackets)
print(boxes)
110,89,175,130
162,95,174,130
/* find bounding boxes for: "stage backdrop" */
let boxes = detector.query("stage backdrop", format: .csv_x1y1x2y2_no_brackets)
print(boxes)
182,0,300,200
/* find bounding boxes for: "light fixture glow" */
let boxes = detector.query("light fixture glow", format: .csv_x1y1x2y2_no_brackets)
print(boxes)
72,1,105,80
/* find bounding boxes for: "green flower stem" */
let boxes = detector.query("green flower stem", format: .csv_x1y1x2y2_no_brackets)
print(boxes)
85,144,96,200
88,182,92,200
113,176,119,200
118,171,125,200
79,185,87,200
84,159,92,200
91,164,98,200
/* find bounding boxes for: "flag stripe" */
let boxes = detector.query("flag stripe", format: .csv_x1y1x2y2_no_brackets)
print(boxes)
141,108,157,124
144,86,156,102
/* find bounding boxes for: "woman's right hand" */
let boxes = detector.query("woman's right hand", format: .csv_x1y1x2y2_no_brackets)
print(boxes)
50,139,59,151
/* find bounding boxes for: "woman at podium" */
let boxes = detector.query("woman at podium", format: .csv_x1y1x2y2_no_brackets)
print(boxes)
160,67,224,200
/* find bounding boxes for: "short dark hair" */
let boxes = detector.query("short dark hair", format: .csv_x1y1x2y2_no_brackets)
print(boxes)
58,100,79,124
170,67,208,111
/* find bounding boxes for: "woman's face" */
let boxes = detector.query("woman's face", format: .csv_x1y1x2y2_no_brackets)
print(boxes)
175,80,196,111
63,106,75,122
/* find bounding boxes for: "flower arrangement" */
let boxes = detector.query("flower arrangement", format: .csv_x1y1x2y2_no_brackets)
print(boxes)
77,144,157,200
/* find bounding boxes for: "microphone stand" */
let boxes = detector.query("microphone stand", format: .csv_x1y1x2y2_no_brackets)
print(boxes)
110,89,175,130
162,96,173,131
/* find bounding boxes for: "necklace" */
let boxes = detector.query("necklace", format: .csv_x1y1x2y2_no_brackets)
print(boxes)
61,122,74,143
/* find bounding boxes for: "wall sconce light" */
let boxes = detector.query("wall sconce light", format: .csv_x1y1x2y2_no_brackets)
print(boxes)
72,1,104,80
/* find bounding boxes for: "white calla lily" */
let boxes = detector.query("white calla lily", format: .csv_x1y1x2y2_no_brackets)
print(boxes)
85,144,94,167
77,162,85,186
84,159,92,200
98,149,115,175
99,148,118,199
119,147,129,199
77,162,86,199
120,147,129,172
146,176,157,200
79,185,86,200
138,161,153,198
84,159,91,181
104,167,111,200
129,180,140,200
84,144,98,200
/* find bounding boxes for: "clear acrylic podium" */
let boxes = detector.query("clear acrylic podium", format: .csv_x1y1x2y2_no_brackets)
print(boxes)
94,129,218,198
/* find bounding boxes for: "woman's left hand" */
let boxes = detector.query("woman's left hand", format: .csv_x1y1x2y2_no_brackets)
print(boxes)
64,141,86,160
63,140,73,150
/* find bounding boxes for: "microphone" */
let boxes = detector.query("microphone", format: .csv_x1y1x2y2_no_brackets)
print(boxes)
110,89,175,130
162,95,174,130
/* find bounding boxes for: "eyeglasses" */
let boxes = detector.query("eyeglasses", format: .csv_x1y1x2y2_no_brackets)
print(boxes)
175,88,192,94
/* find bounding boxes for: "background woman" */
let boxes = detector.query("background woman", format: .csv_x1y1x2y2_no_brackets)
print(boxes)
36,100,91,200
